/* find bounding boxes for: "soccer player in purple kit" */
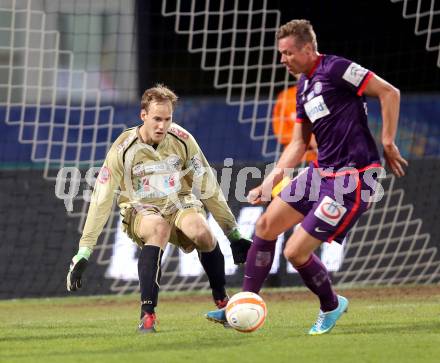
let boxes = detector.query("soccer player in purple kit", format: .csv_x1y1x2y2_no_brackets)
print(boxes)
206,19,408,335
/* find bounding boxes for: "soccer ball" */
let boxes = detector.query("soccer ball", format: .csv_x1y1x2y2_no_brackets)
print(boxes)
225,292,267,333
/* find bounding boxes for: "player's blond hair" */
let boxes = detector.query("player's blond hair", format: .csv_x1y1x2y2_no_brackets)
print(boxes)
141,84,178,113
276,19,318,51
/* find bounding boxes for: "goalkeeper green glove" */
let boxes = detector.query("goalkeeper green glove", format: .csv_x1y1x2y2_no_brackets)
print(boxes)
227,229,252,265
66,247,92,292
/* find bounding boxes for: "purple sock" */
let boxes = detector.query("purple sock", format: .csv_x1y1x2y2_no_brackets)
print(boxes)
242,235,276,293
295,253,338,312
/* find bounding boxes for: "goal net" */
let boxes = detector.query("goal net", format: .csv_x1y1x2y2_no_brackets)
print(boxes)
1,0,439,298
390,0,440,67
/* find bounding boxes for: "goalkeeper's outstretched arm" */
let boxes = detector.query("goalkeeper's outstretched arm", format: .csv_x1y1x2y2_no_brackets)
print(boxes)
67,145,123,291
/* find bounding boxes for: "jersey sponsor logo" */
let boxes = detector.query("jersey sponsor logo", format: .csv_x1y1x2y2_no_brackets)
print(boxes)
314,227,327,233
342,62,368,87
190,155,205,177
168,126,189,139
133,162,167,176
313,81,322,94
304,95,330,123
137,176,151,193
133,155,182,177
135,172,181,198
117,133,137,153
306,91,315,101
163,175,175,188
97,166,111,184
166,154,182,171
314,196,347,226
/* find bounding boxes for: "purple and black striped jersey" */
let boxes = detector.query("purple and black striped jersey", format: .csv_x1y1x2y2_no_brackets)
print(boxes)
296,55,381,171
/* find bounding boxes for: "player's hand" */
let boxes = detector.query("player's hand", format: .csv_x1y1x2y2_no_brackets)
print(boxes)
228,229,252,265
67,247,92,291
247,185,264,205
248,179,277,205
383,143,408,177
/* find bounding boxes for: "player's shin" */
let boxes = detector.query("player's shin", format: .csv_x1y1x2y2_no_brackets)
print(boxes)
199,242,228,307
138,245,164,318
294,253,338,312
242,235,276,293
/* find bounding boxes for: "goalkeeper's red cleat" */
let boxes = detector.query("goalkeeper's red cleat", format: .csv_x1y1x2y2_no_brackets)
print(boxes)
138,313,157,333
214,296,229,309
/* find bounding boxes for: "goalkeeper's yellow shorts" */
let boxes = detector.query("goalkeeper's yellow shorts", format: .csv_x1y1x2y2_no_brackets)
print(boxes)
120,195,206,253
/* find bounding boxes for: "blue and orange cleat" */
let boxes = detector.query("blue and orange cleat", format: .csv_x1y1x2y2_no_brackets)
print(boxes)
206,296,231,328
308,295,349,335
205,307,227,325
138,312,157,333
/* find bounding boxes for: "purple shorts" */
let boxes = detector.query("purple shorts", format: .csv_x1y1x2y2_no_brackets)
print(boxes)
279,162,380,244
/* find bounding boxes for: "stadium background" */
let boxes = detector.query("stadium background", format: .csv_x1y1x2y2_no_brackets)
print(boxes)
0,0,439,299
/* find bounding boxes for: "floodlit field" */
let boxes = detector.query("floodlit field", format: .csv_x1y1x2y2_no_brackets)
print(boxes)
1,286,439,363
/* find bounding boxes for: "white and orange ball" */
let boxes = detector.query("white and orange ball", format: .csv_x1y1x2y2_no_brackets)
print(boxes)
225,292,267,333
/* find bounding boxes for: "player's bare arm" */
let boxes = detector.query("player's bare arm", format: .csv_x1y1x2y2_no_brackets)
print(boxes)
248,121,312,205
364,75,408,177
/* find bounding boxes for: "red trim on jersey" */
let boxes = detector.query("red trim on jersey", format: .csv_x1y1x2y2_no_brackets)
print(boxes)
295,118,305,123
307,54,324,78
357,71,374,96
312,161,382,177
327,175,361,242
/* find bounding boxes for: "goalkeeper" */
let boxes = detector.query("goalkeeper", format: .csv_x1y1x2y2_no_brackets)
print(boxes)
66,84,251,333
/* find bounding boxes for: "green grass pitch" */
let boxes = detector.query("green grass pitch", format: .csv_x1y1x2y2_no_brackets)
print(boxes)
1,286,439,363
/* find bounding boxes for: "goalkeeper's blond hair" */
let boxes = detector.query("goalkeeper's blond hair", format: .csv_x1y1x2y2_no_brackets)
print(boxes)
141,84,178,113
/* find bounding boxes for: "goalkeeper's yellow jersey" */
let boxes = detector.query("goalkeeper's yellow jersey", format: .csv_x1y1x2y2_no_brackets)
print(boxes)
79,123,237,249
